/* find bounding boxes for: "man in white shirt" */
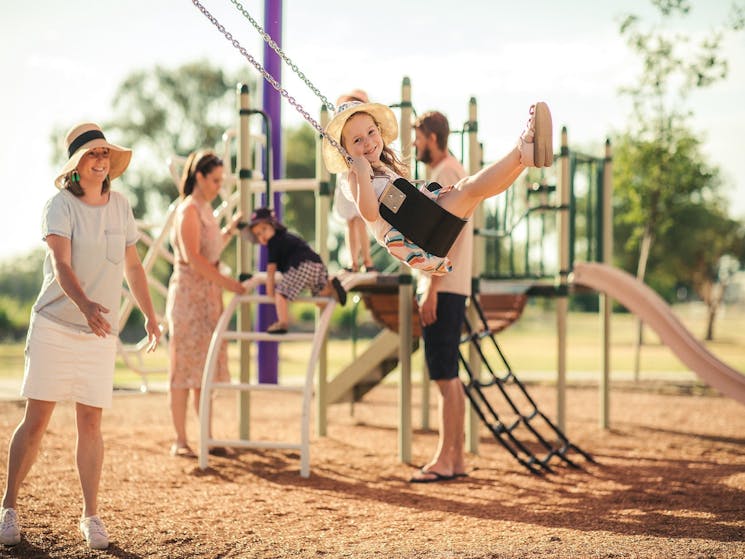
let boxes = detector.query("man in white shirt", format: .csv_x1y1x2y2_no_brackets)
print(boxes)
410,111,473,482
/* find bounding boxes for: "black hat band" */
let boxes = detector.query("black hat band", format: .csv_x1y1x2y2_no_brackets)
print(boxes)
68,130,106,157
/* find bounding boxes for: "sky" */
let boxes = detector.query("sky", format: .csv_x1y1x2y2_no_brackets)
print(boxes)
1,0,744,262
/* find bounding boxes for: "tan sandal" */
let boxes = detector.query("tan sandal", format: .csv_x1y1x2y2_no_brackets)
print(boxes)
170,443,196,458
518,101,553,168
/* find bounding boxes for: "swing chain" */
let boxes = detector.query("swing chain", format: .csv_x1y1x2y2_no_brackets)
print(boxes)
190,0,352,166
229,0,335,113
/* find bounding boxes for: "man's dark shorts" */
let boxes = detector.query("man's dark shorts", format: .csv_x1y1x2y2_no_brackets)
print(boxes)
422,292,466,381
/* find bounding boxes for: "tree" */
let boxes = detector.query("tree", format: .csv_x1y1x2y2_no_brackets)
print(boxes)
106,60,256,218
615,0,744,371
282,123,317,243
662,203,745,340
617,0,743,288
0,249,45,340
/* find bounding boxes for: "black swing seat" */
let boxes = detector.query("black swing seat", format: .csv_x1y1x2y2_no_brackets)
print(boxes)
378,178,467,258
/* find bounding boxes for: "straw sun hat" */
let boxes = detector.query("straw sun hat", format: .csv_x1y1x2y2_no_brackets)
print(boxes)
54,122,132,188
322,101,398,174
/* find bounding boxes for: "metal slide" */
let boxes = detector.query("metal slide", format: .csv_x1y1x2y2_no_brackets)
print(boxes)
572,262,745,406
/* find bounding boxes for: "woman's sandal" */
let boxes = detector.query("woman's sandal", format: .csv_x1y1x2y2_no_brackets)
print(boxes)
170,443,197,458
518,101,553,168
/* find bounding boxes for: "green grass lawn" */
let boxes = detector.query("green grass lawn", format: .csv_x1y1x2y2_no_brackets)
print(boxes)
0,303,743,390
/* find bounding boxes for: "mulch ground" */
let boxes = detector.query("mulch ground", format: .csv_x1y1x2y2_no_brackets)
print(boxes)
0,380,744,558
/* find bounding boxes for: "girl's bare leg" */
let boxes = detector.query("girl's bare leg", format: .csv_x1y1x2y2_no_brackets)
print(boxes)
274,293,289,326
438,147,524,219
354,217,374,269
437,102,551,219
345,218,359,272
346,219,361,272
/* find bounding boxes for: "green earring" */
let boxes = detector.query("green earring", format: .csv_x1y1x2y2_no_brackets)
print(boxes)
71,170,80,183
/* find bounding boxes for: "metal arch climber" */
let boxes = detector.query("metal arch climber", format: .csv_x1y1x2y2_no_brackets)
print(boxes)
190,0,467,259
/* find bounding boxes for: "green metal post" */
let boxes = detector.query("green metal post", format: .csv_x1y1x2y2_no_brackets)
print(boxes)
466,97,482,454
600,139,613,429
316,106,330,437
237,83,253,440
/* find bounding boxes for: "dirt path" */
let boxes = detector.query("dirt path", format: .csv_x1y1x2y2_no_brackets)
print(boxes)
0,382,743,558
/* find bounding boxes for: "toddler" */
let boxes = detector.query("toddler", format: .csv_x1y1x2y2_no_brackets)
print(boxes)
246,208,346,334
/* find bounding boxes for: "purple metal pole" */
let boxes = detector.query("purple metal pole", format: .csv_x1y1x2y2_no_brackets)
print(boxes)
257,0,283,384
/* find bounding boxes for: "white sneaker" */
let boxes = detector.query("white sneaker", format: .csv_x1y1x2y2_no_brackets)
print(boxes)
79,515,109,550
0,507,21,546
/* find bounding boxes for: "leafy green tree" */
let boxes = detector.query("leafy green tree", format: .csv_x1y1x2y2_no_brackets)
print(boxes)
107,60,256,218
613,128,721,294
281,123,317,243
0,249,45,303
0,250,45,340
615,0,744,365
617,0,743,286
661,204,745,340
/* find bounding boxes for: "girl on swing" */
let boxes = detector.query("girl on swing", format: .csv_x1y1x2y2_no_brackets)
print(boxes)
322,101,552,275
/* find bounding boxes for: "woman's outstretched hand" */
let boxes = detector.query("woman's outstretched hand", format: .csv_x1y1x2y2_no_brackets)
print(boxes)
80,299,112,338
224,277,247,295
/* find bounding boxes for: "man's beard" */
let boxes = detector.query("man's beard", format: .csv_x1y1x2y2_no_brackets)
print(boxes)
416,146,432,165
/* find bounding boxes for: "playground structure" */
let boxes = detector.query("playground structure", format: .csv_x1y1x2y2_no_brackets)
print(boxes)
116,70,745,476
198,273,337,477
190,77,602,475
116,2,745,476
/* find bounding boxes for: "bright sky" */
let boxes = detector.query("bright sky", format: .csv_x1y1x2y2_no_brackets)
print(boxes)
1,0,744,262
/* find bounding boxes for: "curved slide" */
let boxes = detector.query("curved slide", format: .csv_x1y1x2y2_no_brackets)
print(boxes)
572,262,745,406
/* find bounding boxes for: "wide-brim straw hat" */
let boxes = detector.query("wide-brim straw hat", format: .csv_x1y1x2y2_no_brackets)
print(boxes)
322,101,398,174
54,122,132,188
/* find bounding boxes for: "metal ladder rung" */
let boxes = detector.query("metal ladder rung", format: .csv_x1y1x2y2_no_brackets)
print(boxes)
206,438,303,451
210,382,304,393
222,331,316,342
199,280,337,478
458,293,593,474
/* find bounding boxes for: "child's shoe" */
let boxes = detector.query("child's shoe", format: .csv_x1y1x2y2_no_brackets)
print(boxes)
266,321,288,334
330,277,347,306
0,507,20,546
518,102,553,167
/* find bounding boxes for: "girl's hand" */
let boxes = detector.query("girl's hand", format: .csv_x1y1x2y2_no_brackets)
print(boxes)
349,156,373,181
370,160,387,175
228,211,243,232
